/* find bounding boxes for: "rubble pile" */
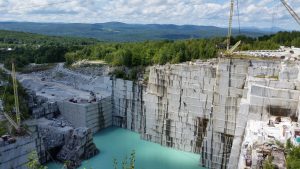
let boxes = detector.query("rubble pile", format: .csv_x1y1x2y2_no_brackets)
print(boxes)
238,118,300,168
27,90,59,118
57,128,99,169
70,64,111,76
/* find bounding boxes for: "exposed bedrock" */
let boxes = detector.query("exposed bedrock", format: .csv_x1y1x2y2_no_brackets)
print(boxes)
140,59,300,169
37,118,99,169
112,78,144,132
15,59,300,169
0,136,37,169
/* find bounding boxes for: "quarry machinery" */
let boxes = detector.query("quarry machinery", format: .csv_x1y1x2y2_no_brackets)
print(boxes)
2,63,21,132
227,0,234,51
225,0,241,56
12,62,21,128
225,0,300,56
280,0,300,26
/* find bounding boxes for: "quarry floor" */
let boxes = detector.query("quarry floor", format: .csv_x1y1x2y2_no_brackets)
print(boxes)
47,127,203,169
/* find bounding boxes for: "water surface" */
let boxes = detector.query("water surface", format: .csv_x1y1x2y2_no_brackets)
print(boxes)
47,127,204,169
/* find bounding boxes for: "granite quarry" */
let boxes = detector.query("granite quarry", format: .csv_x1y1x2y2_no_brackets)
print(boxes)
1,48,300,169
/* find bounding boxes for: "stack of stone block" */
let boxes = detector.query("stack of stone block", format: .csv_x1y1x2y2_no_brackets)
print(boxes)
58,98,112,133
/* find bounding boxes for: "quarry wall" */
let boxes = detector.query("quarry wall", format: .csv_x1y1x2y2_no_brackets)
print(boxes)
11,59,300,169
0,136,37,169
139,59,300,169
58,98,112,133
51,59,300,169
111,78,144,132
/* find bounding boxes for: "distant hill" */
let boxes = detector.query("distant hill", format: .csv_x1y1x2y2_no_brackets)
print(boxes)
0,30,98,47
0,22,276,42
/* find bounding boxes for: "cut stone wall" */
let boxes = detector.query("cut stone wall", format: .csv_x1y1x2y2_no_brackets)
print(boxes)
112,78,144,132
27,90,59,119
141,59,300,169
13,59,300,169
0,136,37,169
142,63,215,153
58,98,112,133
36,118,99,168
57,127,99,168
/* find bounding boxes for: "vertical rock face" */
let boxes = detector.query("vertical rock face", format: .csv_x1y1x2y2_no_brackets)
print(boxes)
28,90,59,119
37,118,99,169
142,62,216,152
14,59,300,169
202,59,249,169
0,136,37,169
112,79,144,132
57,128,99,169
58,99,113,133
140,59,300,169
142,60,245,168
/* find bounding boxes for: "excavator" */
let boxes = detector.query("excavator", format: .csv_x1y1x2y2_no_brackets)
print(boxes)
225,0,300,56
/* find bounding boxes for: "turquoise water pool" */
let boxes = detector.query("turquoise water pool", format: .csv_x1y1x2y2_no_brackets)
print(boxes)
47,127,204,169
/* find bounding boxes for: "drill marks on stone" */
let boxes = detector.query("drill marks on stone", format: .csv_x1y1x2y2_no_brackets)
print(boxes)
16,59,300,169
98,101,105,129
144,63,216,154
111,78,144,132
194,117,208,153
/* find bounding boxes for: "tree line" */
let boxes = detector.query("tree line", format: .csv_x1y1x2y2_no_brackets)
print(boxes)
1,30,300,70
65,39,218,67
0,30,97,70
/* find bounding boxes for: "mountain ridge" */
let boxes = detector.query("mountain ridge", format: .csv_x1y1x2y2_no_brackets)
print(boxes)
0,21,283,42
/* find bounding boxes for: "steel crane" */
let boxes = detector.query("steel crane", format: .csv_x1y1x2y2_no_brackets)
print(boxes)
280,0,300,26
225,0,299,56
12,62,21,128
225,0,241,56
2,63,21,132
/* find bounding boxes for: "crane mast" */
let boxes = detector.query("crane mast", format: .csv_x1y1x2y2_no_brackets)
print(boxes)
280,0,300,26
12,62,21,127
2,63,21,132
227,0,235,50
225,0,241,56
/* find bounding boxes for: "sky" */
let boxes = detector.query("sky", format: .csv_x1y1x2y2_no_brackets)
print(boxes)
0,0,300,30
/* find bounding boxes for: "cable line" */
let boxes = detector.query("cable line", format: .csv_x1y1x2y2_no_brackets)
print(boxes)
236,0,241,34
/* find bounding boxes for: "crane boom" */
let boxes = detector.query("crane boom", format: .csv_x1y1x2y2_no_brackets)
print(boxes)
227,0,235,50
280,0,300,26
12,62,21,127
3,112,19,130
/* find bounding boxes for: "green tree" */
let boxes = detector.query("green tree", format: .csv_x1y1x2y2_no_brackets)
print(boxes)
113,150,136,169
286,146,300,169
291,37,300,47
26,151,47,169
263,156,275,169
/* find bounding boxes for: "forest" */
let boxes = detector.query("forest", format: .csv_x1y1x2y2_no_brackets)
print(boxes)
1,30,300,70
0,30,97,69
64,31,300,67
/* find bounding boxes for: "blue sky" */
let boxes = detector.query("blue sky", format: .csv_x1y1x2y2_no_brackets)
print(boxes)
0,0,299,30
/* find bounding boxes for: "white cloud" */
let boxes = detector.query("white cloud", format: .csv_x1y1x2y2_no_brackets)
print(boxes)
0,0,299,30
